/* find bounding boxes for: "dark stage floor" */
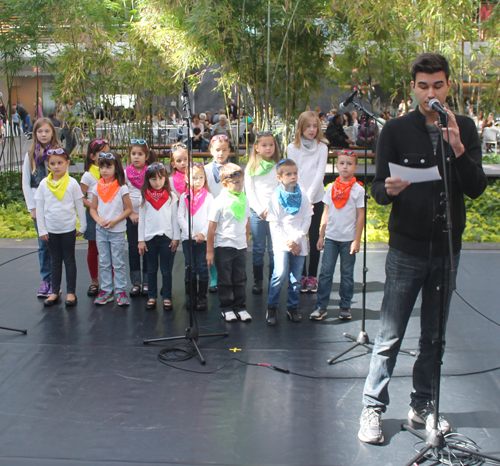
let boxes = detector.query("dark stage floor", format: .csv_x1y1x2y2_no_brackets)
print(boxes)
0,239,499,466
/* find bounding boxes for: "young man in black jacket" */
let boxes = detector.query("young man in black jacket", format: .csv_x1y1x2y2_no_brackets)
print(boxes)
358,53,487,445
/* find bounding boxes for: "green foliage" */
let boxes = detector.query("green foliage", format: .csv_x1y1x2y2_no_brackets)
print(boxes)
0,171,23,207
0,203,37,238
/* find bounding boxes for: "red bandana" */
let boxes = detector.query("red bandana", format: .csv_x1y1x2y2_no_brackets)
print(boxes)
331,177,362,209
145,188,169,210
97,179,120,203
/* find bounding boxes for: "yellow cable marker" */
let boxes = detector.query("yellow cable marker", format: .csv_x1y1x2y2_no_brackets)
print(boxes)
229,348,241,353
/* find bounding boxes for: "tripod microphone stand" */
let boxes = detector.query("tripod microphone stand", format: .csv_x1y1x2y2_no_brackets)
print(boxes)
143,81,228,364
401,111,500,466
328,102,415,365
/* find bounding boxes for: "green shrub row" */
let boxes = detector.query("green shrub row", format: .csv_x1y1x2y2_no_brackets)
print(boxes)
1,172,499,242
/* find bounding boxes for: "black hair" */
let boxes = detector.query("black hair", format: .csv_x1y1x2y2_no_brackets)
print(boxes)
410,53,450,81
98,152,126,186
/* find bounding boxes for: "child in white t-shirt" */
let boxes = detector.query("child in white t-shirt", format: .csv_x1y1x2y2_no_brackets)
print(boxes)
206,163,251,322
310,150,365,321
138,163,180,311
80,138,110,297
178,163,214,311
90,152,133,306
34,148,86,307
204,134,231,292
266,158,313,326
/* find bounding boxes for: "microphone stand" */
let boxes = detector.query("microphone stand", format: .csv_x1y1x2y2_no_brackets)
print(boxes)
143,81,228,365
328,100,415,364
401,112,500,465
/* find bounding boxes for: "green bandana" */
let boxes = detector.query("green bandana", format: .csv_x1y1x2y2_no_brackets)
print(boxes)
249,159,275,177
222,189,247,222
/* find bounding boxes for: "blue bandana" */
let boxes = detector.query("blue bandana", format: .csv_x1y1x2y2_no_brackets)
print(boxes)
276,184,302,216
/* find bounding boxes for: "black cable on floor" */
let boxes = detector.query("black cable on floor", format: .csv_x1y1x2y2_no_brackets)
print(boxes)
454,290,500,327
0,250,37,268
156,345,500,380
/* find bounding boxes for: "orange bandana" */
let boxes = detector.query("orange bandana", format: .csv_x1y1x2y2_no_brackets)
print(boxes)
97,178,120,203
331,177,362,209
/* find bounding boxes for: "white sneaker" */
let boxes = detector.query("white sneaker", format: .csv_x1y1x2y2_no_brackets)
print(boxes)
236,310,252,321
408,403,451,434
358,407,384,444
221,310,238,322
310,308,328,320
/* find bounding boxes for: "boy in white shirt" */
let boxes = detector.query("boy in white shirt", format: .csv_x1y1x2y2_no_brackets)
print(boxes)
207,163,251,322
310,150,365,321
266,159,313,325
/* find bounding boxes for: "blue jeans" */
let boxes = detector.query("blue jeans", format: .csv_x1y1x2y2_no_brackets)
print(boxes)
146,235,176,300
267,250,305,309
33,219,51,283
96,226,127,293
182,240,209,282
362,248,460,412
250,209,273,268
315,239,355,309
126,218,148,286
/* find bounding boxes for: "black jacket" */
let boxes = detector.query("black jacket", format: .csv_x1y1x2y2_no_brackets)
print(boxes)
371,106,487,257
325,121,349,148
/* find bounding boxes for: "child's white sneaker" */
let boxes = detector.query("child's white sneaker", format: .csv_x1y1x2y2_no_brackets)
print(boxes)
221,310,238,322
236,310,252,322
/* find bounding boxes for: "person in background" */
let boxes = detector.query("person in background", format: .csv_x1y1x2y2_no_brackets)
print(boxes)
48,113,61,128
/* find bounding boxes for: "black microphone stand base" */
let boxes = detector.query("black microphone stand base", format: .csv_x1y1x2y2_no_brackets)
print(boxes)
143,327,228,365
401,423,500,466
328,330,416,365
0,326,27,334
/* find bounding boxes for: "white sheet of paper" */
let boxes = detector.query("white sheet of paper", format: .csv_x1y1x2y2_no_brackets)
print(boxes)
389,163,442,183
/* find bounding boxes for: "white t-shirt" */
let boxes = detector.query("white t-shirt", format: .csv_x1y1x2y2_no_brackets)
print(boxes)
22,152,42,212
138,193,180,243
204,161,224,198
286,140,328,204
208,192,250,250
124,169,143,214
323,182,365,242
34,176,86,236
244,164,279,216
80,171,99,204
267,190,314,256
91,184,129,233
178,191,214,242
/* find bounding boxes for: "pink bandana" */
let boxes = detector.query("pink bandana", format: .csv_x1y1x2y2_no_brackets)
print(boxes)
184,187,208,216
126,164,147,190
172,169,187,194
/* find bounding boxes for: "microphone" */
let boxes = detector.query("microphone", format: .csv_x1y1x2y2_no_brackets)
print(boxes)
428,98,447,115
339,90,358,110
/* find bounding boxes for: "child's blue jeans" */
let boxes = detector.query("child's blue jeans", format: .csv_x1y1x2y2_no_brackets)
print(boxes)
96,226,127,293
315,239,356,310
267,250,304,309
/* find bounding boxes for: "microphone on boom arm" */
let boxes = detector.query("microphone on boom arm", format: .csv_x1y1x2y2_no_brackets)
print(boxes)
339,90,358,111
428,98,448,115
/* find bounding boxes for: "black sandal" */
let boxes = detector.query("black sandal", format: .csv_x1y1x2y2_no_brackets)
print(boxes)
130,285,141,297
146,299,156,310
87,284,99,297
163,300,173,311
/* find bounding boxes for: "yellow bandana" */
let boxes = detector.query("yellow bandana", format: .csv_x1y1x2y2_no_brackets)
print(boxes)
89,164,101,181
46,171,70,201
